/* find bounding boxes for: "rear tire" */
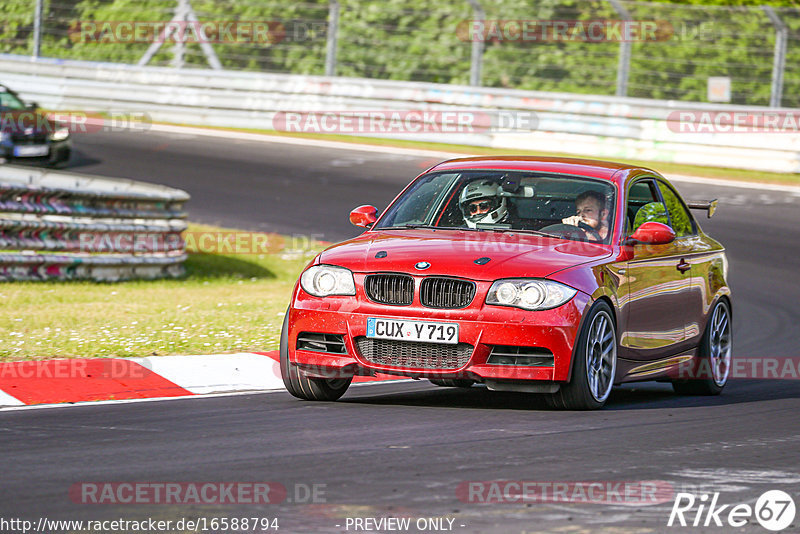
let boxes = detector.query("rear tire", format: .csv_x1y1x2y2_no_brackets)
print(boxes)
547,301,617,410
672,299,731,396
279,309,352,401
429,378,474,388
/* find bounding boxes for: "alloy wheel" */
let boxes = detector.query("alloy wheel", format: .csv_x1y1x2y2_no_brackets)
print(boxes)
585,311,616,403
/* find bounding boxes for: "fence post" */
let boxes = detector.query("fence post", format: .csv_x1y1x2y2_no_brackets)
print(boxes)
325,0,340,76
763,6,787,108
467,0,484,86
171,0,189,68
139,0,221,69
32,0,44,58
607,0,631,97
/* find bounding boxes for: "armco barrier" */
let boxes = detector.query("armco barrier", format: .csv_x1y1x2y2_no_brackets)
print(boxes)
1,54,799,173
0,165,188,281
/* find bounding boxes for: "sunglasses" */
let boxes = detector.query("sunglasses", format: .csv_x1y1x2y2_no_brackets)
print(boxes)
468,200,492,214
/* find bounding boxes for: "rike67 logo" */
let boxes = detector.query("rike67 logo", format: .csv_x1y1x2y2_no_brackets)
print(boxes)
668,490,796,531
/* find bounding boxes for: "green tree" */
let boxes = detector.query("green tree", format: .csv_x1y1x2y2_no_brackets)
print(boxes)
4,0,800,107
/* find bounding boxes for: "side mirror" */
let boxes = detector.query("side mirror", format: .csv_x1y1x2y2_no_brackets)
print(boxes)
627,221,676,245
349,205,378,228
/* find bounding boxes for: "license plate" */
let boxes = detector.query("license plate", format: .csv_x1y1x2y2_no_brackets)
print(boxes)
367,317,459,344
14,145,49,157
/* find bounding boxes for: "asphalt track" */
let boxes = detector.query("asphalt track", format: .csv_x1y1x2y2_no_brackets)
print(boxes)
2,130,800,533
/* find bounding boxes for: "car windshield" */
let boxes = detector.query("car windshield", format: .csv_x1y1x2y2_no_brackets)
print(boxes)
375,170,616,244
0,87,26,111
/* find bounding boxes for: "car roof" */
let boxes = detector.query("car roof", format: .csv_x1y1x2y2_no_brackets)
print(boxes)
428,156,654,184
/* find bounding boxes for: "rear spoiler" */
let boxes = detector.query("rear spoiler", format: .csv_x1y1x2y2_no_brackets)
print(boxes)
686,199,718,218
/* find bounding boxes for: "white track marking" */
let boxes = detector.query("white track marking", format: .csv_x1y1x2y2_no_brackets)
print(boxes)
0,390,24,406
0,379,419,412
0,389,279,412
147,123,466,159
669,173,800,194
130,353,285,394
671,468,800,486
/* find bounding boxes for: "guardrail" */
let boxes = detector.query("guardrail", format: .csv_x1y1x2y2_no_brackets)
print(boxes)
2,54,799,173
0,164,189,281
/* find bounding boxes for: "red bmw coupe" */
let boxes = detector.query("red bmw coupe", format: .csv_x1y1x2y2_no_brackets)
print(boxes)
280,157,731,409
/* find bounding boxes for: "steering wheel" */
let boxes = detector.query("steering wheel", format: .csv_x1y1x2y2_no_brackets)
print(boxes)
578,221,603,242
539,223,588,240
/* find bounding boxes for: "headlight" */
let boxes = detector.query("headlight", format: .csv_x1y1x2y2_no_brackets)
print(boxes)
300,265,356,297
486,279,577,310
50,127,70,141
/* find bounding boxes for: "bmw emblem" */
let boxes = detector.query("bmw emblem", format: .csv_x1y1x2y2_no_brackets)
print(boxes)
415,261,431,270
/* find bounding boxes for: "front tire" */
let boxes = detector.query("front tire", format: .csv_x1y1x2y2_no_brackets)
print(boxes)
547,301,617,410
279,310,352,401
672,299,731,396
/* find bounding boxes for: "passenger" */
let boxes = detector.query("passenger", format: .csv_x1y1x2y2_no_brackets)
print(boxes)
562,190,610,242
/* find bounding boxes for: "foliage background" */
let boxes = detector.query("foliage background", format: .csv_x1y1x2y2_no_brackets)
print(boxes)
2,0,800,106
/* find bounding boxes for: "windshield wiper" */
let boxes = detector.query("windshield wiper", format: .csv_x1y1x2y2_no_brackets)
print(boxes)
380,224,465,230
519,229,562,239
473,224,561,239
379,224,436,230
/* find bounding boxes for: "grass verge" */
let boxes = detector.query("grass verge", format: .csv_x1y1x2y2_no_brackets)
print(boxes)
0,224,322,361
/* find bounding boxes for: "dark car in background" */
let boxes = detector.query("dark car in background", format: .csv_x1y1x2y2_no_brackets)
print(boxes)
0,83,71,166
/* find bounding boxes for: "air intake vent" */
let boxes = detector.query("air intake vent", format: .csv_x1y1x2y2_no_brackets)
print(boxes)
420,277,476,309
296,333,346,354
487,346,554,367
355,337,473,370
364,274,414,305
11,132,48,144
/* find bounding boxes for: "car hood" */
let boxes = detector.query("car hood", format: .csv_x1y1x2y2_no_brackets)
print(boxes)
319,229,612,281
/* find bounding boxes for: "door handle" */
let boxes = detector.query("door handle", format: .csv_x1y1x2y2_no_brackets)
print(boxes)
676,259,691,273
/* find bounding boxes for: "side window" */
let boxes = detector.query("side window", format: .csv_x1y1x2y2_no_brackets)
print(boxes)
0,88,25,110
627,179,668,233
657,182,695,237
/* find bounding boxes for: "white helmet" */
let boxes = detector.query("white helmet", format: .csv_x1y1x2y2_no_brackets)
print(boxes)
459,179,507,229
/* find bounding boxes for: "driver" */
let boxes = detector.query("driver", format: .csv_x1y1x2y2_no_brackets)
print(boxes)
459,179,508,228
562,190,610,242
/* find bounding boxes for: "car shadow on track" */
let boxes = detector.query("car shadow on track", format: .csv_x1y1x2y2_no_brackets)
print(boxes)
60,149,103,169
341,380,800,411
608,380,800,410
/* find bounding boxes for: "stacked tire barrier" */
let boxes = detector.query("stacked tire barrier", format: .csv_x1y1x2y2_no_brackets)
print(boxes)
0,165,189,282
2,54,800,173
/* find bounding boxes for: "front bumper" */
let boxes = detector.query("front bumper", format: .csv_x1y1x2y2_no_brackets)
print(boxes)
1,139,71,165
288,288,591,384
